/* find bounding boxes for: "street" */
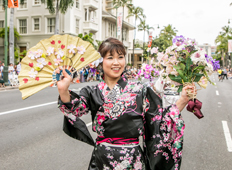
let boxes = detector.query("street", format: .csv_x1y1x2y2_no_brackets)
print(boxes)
0,74,232,170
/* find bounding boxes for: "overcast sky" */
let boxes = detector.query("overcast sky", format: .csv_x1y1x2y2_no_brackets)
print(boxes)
133,0,232,46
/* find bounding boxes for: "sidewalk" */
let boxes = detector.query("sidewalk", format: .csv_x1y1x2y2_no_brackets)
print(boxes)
0,85,19,91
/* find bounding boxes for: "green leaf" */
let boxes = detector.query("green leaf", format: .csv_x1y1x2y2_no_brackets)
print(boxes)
186,57,193,70
193,65,205,72
193,73,204,82
177,85,183,93
173,65,181,70
179,63,185,70
176,69,187,82
189,49,197,56
168,74,182,84
177,57,185,62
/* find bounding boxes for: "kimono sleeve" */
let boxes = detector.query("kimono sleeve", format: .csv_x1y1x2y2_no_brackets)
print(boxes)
58,90,89,123
143,87,185,170
58,87,95,146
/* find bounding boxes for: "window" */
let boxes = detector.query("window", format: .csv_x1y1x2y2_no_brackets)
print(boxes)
19,0,27,9
34,0,41,5
123,28,127,41
108,22,115,37
19,19,27,34
0,21,4,28
76,19,79,34
33,18,40,31
76,0,79,9
47,18,55,33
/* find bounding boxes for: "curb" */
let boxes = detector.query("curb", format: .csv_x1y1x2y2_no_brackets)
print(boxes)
0,86,19,91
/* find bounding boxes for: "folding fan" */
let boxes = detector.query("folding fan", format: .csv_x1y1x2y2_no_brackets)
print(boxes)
18,34,101,99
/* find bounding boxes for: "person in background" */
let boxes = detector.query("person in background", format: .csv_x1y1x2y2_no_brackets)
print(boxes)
0,63,4,78
0,69,5,87
222,67,228,80
17,62,21,75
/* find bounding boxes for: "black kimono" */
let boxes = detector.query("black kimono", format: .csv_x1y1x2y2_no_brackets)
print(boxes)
58,75,185,170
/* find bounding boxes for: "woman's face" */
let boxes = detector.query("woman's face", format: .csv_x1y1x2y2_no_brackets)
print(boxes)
103,51,125,79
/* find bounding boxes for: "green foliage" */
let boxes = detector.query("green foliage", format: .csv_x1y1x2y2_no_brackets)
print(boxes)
151,25,178,52
0,27,20,39
77,33,101,50
41,0,74,14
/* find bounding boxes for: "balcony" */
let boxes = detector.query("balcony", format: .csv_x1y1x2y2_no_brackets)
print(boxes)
83,21,98,32
84,0,98,10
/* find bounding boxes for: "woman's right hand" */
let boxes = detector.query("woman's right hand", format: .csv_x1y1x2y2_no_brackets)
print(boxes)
56,67,72,103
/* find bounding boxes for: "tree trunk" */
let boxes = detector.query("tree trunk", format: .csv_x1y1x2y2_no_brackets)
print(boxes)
132,18,136,67
122,6,124,43
55,0,59,34
9,8,14,64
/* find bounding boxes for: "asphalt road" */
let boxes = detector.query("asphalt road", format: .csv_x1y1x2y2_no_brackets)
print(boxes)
0,74,231,170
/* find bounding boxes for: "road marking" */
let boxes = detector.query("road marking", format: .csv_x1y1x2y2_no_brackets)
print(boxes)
0,101,57,116
218,102,222,105
222,121,232,152
0,89,19,93
216,90,219,95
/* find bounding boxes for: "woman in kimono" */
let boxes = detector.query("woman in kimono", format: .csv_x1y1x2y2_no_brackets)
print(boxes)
56,38,196,170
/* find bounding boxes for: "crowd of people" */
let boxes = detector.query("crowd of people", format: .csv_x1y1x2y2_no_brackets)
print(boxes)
217,66,232,81
0,61,21,87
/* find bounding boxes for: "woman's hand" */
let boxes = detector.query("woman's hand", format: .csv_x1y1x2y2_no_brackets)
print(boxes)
56,67,72,103
176,84,197,112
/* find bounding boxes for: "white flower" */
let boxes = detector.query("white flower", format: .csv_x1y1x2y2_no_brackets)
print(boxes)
36,58,47,69
76,46,86,54
54,58,63,65
55,49,64,59
47,47,54,56
29,68,38,78
28,51,36,60
151,47,159,54
176,44,185,51
35,49,43,58
190,50,207,64
67,44,76,54
205,62,214,76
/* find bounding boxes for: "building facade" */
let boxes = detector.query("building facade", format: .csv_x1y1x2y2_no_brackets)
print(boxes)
0,0,134,63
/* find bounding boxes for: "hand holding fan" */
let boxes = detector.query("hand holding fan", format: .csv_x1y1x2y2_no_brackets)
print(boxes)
18,34,101,99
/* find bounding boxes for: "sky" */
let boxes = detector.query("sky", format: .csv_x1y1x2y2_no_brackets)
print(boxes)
133,0,232,46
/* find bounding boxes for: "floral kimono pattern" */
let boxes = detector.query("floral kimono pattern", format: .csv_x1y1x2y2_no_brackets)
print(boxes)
58,74,184,170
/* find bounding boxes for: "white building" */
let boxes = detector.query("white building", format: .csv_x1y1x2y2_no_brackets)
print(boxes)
0,0,134,63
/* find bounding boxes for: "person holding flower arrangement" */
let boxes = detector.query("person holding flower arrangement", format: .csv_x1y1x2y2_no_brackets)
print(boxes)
56,37,196,170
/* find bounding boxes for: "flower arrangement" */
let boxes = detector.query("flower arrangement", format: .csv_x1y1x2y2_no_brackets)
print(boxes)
153,35,220,118
136,58,160,82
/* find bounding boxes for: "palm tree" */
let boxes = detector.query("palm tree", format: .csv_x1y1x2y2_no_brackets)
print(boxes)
160,24,177,44
127,5,145,64
41,0,74,34
138,20,150,53
113,0,132,43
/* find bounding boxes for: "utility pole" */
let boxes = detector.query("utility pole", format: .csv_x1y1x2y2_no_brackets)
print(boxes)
3,0,9,85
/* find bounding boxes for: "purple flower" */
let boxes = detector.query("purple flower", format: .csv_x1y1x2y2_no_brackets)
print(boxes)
211,59,220,71
172,35,186,45
205,54,213,62
144,74,150,79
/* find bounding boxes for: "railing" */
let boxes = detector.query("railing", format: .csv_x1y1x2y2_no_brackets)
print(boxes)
83,21,98,31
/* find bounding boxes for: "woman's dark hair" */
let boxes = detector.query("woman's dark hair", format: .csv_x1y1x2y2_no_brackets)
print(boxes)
98,37,126,58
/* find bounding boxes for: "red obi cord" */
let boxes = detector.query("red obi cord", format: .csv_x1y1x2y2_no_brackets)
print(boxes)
96,136,139,145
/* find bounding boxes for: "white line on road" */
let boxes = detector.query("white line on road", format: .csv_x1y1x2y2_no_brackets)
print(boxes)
222,121,232,152
216,90,219,95
0,101,57,116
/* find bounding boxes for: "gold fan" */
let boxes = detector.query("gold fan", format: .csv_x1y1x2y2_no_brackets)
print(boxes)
18,34,101,99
